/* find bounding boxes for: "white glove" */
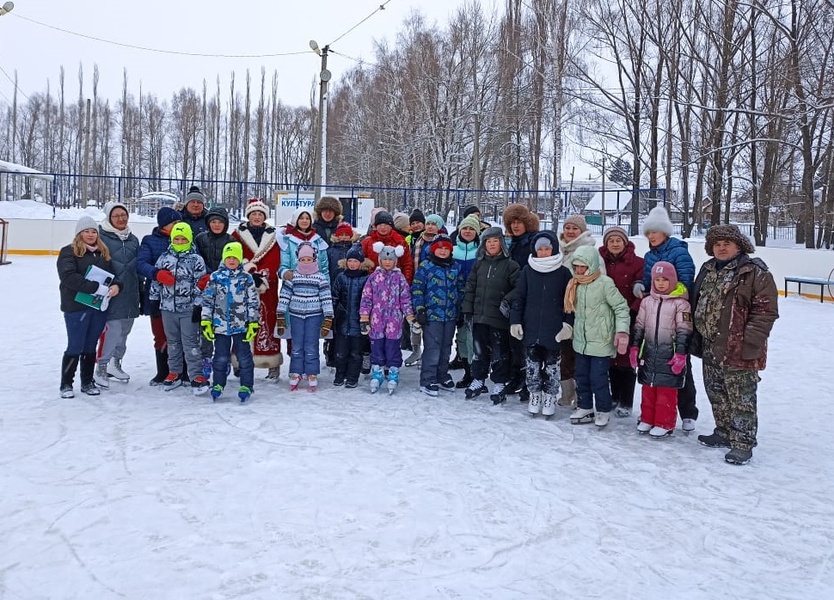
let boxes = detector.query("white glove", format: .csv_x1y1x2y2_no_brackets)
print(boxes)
95,283,110,297
510,324,524,340
555,323,573,342
632,282,646,299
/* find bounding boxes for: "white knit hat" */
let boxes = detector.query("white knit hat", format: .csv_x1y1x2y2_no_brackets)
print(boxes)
642,206,674,236
245,198,270,219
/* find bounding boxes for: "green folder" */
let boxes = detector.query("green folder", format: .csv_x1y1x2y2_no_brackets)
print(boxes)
74,264,115,311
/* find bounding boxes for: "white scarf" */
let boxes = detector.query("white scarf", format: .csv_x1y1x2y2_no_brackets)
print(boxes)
528,254,563,273
100,219,131,241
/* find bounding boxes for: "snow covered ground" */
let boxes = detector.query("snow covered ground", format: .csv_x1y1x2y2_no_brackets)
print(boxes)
1,256,832,599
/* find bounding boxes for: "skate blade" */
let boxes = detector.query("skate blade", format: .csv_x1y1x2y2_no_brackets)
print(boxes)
570,417,595,425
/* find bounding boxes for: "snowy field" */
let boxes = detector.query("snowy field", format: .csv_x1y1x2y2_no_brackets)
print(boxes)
1,255,832,600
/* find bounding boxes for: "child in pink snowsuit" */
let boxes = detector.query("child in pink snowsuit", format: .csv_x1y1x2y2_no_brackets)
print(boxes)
359,242,417,393
630,261,693,437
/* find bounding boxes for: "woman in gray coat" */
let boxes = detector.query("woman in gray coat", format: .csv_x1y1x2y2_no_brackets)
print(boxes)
95,201,141,386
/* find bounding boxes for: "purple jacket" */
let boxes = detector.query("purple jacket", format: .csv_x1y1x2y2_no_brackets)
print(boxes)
359,267,413,339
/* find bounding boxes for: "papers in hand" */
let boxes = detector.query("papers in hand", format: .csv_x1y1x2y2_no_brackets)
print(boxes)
75,265,115,311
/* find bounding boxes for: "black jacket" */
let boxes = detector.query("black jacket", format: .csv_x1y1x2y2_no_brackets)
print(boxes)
510,263,573,350
462,235,520,330
57,245,118,313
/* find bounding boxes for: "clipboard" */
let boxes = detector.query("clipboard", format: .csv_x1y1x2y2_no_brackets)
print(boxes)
75,265,115,311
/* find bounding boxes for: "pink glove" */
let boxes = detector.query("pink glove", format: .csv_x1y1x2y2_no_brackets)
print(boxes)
614,332,629,355
668,353,687,375
629,347,639,369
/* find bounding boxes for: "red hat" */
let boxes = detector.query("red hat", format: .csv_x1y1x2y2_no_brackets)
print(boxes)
335,222,353,237
431,235,453,254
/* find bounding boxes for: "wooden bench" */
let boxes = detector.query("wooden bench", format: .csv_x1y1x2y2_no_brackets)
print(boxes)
784,277,834,303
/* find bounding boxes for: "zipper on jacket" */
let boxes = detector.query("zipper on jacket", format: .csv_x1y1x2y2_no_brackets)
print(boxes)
650,297,664,386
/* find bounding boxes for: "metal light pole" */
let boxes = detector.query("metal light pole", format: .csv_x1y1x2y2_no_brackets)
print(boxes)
0,2,14,16
310,40,331,201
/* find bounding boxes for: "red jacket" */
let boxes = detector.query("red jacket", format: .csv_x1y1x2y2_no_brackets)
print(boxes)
599,242,644,368
362,230,413,283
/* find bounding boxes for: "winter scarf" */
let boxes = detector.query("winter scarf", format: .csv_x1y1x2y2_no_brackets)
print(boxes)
100,220,132,241
528,254,563,273
285,225,315,242
564,270,601,314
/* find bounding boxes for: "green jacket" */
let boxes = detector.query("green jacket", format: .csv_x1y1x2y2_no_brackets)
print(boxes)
570,245,630,357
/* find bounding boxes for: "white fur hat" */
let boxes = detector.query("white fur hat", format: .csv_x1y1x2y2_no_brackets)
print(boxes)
245,198,270,219
372,241,404,261
642,206,674,237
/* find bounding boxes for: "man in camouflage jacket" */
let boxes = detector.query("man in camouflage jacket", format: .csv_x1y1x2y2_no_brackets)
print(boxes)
690,225,779,465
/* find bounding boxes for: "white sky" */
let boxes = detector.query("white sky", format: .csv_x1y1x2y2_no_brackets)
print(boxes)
0,0,481,108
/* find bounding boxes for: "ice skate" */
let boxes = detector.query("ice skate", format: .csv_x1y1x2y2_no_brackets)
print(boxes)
681,418,696,433
490,382,506,405
107,358,130,382
265,366,281,381
60,385,74,399
637,421,653,434
387,367,399,394
420,384,439,397
80,381,100,396
238,386,252,403
191,376,210,396
465,379,487,400
308,375,318,393
211,384,224,401
570,407,594,424
404,348,422,367
594,411,611,428
615,405,631,418
698,432,730,448
527,391,542,415
288,373,301,391
93,363,110,388
649,426,673,438
163,373,182,392
370,366,383,394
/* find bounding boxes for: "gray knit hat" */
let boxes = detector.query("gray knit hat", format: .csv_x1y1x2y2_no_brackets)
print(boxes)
75,215,98,236
185,185,206,206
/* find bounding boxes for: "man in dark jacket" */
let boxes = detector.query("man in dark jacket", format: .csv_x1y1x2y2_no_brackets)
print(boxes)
180,185,209,236
313,196,343,244
691,225,778,466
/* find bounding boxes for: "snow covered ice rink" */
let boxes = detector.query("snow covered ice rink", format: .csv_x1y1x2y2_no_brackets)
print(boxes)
1,255,832,599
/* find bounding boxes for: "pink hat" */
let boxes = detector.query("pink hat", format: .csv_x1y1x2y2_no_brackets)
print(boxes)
296,242,318,275
651,261,678,292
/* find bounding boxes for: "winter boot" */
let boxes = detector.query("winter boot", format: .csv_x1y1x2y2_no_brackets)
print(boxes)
266,366,281,381
238,386,252,403
558,379,576,407
79,354,101,395
149,349,169,386
94,362,110,388
370,365,384,393
465,378,487,400
107,358,130,382
455,359,473,389
527,391,543,415
490,382,506,405
698,432,731,448
724,448,753,465
387,367,399,394
570,407,595,424
60,353,80,398
541,393,557,417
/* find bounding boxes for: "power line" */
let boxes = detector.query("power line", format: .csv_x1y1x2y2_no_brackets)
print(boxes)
10,13,310,59
0,64,30,101
328,0,395,47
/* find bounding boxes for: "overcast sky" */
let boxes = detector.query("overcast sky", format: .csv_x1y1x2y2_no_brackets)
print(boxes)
0,0,484,107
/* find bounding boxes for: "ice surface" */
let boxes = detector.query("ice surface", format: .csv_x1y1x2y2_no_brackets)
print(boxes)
1,256,832,599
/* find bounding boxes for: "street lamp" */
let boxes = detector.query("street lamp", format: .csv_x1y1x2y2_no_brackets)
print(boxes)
0,2,13,16
310,39,331,200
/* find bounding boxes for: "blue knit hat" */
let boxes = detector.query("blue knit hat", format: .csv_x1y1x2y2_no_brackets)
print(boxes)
426,214,445,229
157,207,180,229
346,243,364,263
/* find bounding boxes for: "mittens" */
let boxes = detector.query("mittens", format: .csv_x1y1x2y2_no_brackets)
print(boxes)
320,318,333,338
274,316,287,337
415,310,429,327
360,320,370,336
251,272,265,289
668,353,687,375
629,347,639,369
510,324,524,340
614,332,629,355
632,282,645,299
201,320,215,341
156,269,176,286
555,323,573,342
244,322,259,343
191,306,202,323
197,274,210,290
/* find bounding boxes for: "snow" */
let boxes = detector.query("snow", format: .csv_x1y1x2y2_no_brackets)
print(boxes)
2,256,834,599
0,199,157,223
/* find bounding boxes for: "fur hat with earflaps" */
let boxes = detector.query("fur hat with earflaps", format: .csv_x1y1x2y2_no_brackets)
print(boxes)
705,224,755,256
502,204,541,234
314,196,343,221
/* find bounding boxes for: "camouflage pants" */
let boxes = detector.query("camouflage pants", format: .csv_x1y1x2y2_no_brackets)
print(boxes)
524,345,561,395
702,349,760,451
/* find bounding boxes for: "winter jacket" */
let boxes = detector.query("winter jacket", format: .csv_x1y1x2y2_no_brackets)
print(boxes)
412,256,464,323
411,231,439,273
331,259,373,336
98,228,141,320
313,218,340,245
179,208,209,237
690,254,779,370
559,230,605,276
510,233,574,350
599,242,644,313
642,236,695,292
149,247,207,313
359,267,414,339
56,245,119,313
461,235,520,330
634,283,693,388
326,235,360,283
452,237,479,287
276,272,334,319
194,207,234,272
201,265,260,336
277,226,329,280
136,227,171,316
508,231,536,269
569,245,630,357
361,229,414,283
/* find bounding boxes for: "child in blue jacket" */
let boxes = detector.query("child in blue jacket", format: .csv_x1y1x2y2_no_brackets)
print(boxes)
330,243,373,388
412,235,465,396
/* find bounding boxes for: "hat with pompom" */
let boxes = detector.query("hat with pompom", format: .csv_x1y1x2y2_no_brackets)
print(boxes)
346,243,365,263
245,197,270,219
373,240,404,262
